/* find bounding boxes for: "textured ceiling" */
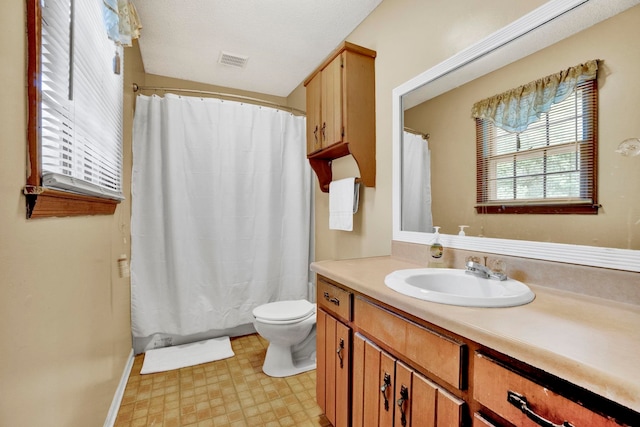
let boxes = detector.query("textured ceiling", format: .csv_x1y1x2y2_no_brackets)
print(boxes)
133,0,383,97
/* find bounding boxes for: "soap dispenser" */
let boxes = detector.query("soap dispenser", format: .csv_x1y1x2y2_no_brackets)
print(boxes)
428,226,445,268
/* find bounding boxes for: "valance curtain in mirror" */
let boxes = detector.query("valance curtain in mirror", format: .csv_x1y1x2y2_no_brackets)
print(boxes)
471,60,598,133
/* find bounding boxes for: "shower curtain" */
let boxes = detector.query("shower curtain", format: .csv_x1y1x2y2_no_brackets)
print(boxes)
401,131,432,232
131,94,311,347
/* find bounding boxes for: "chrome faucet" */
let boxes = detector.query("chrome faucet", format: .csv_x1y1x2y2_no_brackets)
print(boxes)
465,261,507,281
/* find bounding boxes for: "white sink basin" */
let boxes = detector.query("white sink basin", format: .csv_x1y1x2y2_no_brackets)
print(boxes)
384,268,535,308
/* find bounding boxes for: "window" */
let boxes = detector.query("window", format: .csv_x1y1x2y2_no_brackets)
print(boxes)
25,0,124,218
473,62,598,214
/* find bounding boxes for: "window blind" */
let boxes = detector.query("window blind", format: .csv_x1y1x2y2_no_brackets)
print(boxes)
40,0,124,200
476,79,597,213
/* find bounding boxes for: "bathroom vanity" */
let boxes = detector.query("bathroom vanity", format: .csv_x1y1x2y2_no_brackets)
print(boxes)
312,257,640,427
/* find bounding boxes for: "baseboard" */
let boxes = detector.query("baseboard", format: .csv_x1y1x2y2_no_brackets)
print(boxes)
103,349,134,427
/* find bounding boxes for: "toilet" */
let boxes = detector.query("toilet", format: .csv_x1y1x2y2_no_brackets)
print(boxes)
252,299,317,378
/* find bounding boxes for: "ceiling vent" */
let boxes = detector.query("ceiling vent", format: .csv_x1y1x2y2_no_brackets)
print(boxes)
218,51,249,68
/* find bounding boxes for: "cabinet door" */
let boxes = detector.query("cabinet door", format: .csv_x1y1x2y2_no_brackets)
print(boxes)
363,339,382,427
411,372,437,427
437,388,464,426
394,362,414,427
316,309,327,411
351,335,383,427
317,308,351,427
321,53,344,148
379,351,396,427
352,333,366,427
305,71,322,155
334,321,350,427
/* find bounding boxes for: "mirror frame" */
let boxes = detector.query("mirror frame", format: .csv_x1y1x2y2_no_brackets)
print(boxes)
392,0,640,272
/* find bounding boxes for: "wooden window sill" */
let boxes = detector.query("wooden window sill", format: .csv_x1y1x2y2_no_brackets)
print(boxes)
23,186,120,219
475,204,599,215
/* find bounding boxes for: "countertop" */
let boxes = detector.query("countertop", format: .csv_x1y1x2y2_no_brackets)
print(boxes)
311,256,640,414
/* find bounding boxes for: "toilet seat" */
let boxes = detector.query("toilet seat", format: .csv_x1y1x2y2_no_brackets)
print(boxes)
253,300,316,325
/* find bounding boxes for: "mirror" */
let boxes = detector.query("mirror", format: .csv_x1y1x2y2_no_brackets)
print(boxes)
392,0,640,272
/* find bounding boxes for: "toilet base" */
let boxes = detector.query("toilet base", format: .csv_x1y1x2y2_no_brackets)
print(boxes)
262,342,316,378
262,332,316,378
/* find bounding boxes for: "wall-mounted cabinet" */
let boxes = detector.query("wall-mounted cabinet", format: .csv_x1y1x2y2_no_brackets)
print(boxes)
304,42,376,192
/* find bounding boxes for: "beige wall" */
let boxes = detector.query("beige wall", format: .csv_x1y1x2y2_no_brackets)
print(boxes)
405,6,640,249
0,1,138,425
301,0,548,261
140,74,290,107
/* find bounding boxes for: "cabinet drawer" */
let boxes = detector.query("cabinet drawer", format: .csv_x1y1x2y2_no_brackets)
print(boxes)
317,277,352,321
354,297,466,389
473,352,620,427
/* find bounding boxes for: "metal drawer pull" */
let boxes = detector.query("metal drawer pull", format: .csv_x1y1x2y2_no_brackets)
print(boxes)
507,391,575,427
323,291,340,306
336,338,344,368
380,373,392,411
397,385,409,426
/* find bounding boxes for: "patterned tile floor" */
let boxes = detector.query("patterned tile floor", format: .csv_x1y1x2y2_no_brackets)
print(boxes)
114,334,331,427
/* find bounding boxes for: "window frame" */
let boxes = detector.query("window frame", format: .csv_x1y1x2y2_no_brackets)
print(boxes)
25,0,121,219
475,80,599,215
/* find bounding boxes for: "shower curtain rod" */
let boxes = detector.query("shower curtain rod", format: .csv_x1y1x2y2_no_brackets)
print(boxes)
132,83,306,115
404,127,430,140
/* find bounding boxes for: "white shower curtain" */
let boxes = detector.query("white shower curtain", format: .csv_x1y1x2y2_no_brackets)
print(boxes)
401,131,432,232
131,94,311,341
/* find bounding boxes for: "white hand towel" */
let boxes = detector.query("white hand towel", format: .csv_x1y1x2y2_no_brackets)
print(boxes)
329,177,360,231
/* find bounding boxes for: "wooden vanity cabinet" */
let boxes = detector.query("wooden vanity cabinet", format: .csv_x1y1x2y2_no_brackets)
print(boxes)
316,275,467,427
304,42,376,192
315,274,639,427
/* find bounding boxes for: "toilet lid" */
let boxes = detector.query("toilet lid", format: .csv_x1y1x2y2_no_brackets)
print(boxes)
253,300,315,322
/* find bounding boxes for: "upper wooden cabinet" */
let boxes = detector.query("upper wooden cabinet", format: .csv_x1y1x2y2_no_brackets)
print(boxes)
304,42,376,192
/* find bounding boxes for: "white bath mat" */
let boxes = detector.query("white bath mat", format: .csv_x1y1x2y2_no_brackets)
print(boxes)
140,336,234,374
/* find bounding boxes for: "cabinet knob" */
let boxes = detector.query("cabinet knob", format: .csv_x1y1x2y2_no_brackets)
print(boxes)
380,373,392,411
323,291,340,306
336,338,344,369
397,385,409,427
